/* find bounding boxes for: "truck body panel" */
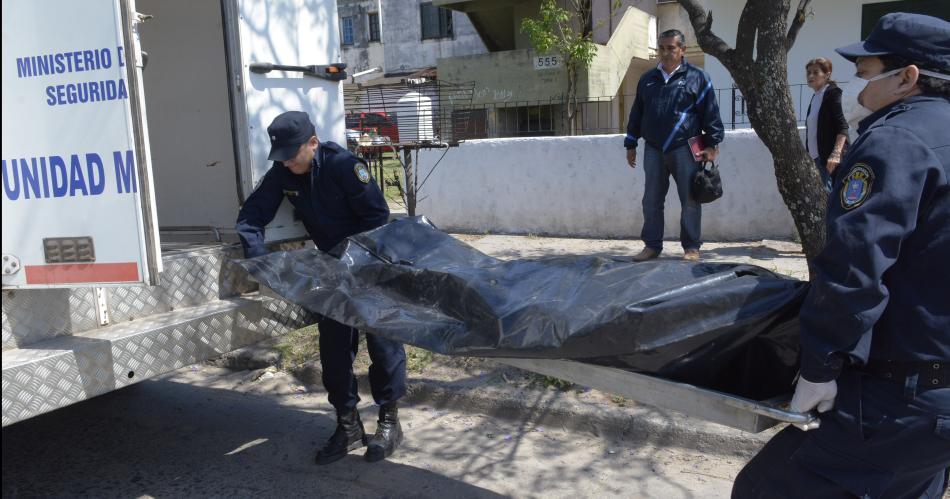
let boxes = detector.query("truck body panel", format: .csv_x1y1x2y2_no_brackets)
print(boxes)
2,0,341,425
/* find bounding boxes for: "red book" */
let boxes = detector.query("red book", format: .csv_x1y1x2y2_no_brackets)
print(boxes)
688,135,706,162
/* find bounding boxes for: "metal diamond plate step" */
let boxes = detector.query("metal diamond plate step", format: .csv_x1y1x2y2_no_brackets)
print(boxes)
2,294,316,426
104,244,258,326
3,243,260,351
2,288,99,351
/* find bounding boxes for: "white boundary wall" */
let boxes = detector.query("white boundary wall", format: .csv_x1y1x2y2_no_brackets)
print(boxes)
416,130,799,241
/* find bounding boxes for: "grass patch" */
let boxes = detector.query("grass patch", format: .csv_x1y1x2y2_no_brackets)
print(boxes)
275,325,429,373
611,395,628,407
529,374,574,391
275,324,321,368
377,157,405,206
406,346,435,373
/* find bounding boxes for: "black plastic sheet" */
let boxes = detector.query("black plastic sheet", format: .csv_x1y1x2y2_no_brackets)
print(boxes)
239,217,806,399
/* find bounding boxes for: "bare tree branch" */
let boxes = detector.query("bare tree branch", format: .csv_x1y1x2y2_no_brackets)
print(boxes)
786,0,812,51
675,0,734,64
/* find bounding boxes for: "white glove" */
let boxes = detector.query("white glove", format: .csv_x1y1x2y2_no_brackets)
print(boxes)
790,377,838,414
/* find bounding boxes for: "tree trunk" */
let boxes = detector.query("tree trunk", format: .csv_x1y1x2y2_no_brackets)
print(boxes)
566,64,578,135
677,0,827,274
731,61,827,263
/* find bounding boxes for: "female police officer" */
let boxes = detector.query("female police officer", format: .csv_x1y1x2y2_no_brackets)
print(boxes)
236,111,407,465
732,13,950,498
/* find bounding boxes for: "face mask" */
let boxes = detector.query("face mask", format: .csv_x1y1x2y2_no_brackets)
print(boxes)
840,67,903,128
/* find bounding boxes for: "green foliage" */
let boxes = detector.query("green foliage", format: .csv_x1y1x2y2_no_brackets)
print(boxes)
406,346,435,372
520,0,597,132
530,373,575,390
520,0,597,72
275,324,321,368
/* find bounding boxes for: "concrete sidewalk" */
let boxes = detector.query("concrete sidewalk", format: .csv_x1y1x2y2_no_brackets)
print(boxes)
457,232,808,281
218,231,808,459
390,207,807,279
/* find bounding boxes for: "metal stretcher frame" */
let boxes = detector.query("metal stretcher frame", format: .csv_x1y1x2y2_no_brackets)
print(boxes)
497,358,819,433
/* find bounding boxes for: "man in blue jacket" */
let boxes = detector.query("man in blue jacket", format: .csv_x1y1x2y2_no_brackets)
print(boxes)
732,13,949,498
236,111,407,465
624,29,724,262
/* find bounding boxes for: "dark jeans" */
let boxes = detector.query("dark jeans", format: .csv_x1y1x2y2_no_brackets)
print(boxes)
814,157,833,193
641,143,702,252
732,371,950,498
318,317,407,412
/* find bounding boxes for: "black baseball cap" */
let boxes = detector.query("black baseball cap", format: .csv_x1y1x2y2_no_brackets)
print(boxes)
835,12,950,73
267,111,316,161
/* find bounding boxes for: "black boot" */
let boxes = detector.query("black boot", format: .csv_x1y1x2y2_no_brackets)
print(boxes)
314,409,367,465
364,402,403,462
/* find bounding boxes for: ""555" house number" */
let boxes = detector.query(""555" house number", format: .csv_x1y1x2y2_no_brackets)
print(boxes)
534,55,560,70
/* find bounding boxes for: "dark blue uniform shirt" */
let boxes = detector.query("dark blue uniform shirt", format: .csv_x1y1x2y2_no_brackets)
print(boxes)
799,95,950,382
624,61,725,152
236,141,390,256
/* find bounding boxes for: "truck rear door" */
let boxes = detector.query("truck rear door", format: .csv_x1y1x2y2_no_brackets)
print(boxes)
222,0,347,242
1,0,161,288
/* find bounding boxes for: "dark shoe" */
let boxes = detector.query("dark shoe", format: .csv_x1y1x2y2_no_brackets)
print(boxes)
315,409,367,465
365,403,403,462
683,249,701,261
632,248,660,262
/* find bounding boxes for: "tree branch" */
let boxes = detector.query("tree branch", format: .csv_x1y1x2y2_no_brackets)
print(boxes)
675,0,734,65
786,0,812,51
734,2,756,63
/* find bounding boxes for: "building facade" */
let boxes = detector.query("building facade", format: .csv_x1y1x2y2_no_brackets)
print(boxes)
340,0,706,139
431,0,704,137
337,0,488,76
702,0,949,124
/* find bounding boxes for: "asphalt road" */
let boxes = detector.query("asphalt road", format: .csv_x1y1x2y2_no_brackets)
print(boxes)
2,365,743,498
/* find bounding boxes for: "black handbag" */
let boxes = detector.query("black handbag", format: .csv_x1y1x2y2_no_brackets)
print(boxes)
691,161,723,203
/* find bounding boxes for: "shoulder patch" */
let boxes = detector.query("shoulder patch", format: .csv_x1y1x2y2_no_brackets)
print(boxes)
840,163,875,210
354,163,371,184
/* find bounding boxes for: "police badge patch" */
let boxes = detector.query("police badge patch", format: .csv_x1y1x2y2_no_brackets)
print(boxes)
354,163,371,184
840,163,875,210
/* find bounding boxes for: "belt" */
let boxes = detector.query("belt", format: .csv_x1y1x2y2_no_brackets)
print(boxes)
858,359,949,391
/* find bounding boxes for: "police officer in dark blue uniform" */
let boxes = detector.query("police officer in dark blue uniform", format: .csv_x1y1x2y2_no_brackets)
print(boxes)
732,13,950,498
236,111,407,465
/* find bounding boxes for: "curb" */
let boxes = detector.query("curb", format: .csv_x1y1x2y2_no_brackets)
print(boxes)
400,376,771,458
213,342,772,458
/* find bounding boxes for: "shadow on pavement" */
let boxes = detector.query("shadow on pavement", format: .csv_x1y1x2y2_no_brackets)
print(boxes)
1,377,505,499
3,365,738,498
700,244,803,261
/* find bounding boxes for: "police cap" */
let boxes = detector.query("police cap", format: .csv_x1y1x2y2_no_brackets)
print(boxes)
836,12,950,73
267,111,316,161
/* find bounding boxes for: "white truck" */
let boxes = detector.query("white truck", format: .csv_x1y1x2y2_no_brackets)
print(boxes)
2,0,347,426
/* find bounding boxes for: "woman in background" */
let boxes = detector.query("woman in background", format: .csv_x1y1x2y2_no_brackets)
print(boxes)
804,57,848,192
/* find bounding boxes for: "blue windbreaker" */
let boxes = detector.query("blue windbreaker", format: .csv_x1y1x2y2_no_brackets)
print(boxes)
624,61,724,152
